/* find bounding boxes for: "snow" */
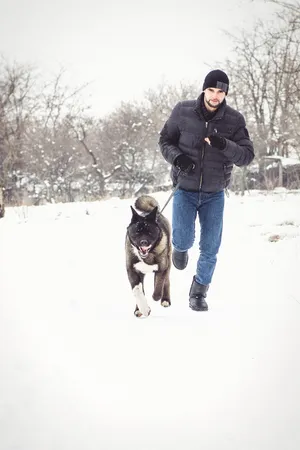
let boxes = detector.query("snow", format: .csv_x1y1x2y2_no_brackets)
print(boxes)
0,189,300,450
263,155,300,167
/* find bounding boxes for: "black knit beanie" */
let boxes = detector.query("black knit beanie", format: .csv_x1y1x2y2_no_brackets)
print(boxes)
202,70,229,94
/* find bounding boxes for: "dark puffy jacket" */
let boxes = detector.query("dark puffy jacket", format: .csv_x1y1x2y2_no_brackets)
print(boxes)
159,94,254,192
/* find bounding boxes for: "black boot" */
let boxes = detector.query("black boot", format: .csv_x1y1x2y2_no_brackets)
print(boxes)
189,277,209,311
172,249,188,270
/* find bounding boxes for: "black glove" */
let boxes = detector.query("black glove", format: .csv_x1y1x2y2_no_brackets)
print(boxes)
174,154,195,174
207,133,227,150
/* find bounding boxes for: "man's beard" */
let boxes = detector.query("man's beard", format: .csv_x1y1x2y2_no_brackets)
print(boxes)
206,98,220,109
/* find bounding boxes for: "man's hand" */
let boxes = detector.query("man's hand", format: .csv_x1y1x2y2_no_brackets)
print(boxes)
174,154,195,174
205,133,227,150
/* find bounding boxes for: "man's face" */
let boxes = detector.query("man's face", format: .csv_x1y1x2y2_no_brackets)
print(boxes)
204,88,226,111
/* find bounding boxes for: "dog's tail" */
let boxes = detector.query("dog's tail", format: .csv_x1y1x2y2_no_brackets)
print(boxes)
134,195,159,213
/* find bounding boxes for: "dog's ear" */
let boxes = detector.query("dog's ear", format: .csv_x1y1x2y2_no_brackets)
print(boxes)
146,206,158,222
130,206,140,223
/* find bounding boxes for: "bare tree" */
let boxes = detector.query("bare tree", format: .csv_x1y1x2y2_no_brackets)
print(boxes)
93,101,163,197
225,1,300,161
0,58,40,203
65,113,123,197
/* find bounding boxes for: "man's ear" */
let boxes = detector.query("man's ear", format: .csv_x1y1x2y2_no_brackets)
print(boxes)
146,206,158,222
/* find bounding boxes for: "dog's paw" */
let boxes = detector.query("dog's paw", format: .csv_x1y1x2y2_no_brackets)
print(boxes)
134,309,143,318
161,299,171,308
143,306,151,317
134,307,151,318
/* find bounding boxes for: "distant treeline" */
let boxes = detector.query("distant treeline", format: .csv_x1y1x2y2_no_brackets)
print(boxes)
0,0,299,205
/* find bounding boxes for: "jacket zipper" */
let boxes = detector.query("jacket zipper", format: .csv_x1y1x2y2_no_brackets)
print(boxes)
199,122,209,189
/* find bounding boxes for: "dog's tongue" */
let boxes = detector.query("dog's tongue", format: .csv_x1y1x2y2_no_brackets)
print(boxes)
140,245,150,254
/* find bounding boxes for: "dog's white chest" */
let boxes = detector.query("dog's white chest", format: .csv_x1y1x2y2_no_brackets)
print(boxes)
134,261,158,274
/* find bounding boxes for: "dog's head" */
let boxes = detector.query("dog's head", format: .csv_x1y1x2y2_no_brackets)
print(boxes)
127,206,161,259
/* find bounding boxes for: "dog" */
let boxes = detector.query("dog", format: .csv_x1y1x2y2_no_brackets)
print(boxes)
125,195,172,317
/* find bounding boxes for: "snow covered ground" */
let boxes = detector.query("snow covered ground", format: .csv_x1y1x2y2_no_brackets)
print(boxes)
0,189,299,450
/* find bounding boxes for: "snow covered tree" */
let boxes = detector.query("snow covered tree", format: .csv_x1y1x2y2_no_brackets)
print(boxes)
225,0,300,160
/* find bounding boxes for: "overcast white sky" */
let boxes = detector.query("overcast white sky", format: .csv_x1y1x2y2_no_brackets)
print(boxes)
1,0,278,116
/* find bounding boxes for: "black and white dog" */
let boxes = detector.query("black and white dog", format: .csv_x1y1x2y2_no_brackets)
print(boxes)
125,195,172,317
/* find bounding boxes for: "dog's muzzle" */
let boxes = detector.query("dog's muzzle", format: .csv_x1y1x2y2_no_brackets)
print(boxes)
139,245,152,258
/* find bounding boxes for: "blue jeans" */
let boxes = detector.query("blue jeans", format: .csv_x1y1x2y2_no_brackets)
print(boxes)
172,189,225,285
